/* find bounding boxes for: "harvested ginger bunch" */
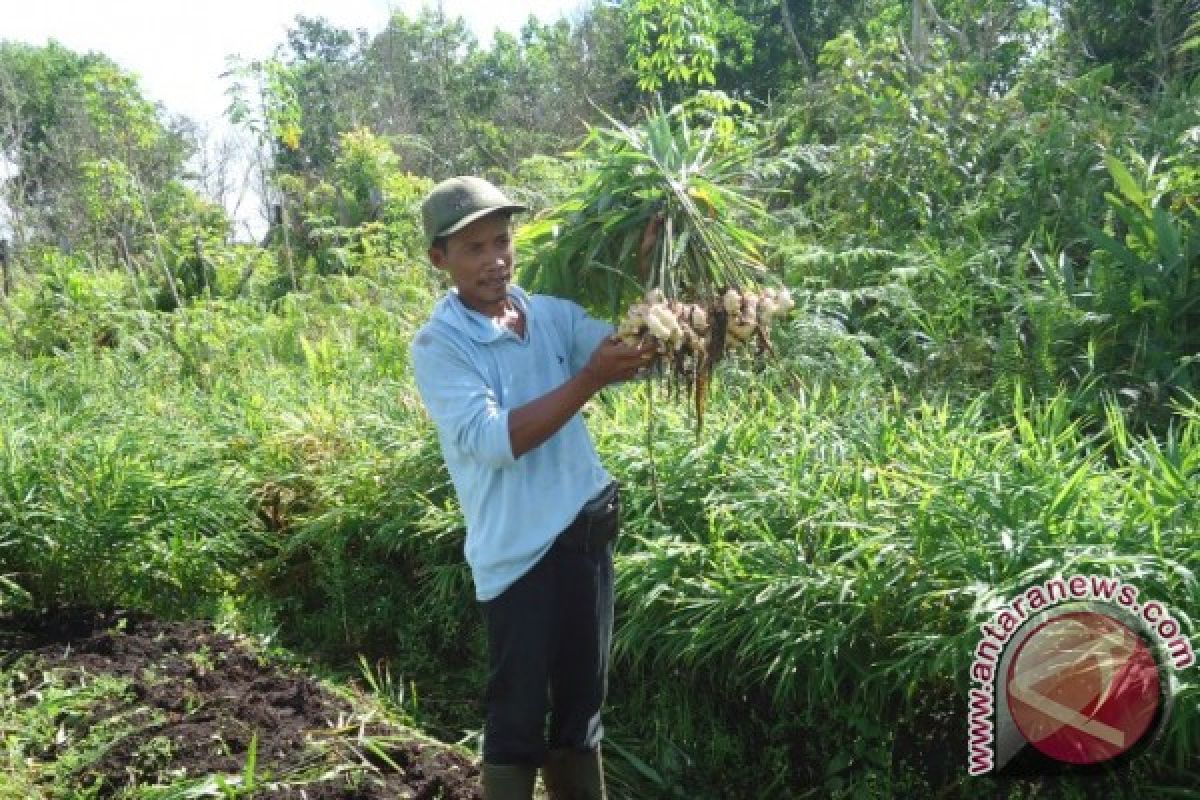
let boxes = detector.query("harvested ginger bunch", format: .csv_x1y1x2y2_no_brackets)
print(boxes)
614,286,795,431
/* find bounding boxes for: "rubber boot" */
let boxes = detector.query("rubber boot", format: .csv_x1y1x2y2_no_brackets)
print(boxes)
541,746,606,800
481,762,537,800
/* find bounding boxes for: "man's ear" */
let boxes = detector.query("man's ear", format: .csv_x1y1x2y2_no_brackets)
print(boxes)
428,244,447,269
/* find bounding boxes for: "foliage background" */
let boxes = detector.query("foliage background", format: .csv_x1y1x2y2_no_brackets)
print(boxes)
1,1,1198,797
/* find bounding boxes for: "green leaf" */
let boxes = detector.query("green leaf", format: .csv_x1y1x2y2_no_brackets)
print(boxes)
1083,222,1138,270
1151,207,1184,272
1105,155,1146,209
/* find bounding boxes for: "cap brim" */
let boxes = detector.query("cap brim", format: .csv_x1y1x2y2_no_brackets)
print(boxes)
436,204,528,241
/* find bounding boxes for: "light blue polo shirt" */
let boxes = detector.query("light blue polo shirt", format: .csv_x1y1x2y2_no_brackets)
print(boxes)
409,284,614,601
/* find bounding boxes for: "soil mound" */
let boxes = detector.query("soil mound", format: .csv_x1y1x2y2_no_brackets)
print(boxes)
1,608,482,799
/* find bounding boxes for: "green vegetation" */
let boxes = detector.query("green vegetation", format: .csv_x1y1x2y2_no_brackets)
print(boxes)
1,1,1198,797
520,101,770,312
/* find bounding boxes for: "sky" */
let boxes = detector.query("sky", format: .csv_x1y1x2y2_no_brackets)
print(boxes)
2,0,587,127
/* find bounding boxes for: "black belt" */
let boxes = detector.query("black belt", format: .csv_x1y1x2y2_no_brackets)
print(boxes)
557,481,620,553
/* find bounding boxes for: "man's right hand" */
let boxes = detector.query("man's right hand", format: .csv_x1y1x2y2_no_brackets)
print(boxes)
580,337,657,391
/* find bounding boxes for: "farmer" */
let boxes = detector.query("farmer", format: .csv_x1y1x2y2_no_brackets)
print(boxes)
409,176,653,800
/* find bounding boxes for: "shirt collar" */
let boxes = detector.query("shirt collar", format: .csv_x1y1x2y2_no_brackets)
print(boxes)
434,284,531,344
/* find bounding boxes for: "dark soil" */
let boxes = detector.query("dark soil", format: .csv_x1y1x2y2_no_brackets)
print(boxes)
0,608,483,799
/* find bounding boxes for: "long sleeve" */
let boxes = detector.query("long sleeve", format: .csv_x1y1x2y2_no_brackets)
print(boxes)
410,328,516,468
562,300,615,377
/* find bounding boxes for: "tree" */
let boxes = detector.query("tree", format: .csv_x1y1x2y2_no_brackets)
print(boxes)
724,0,884,94
361,7,490,175
625,0,725,100
473,14,634,164
1057,0,1200,92
0,55,34,253
276,16,374,176
225,54,307,289
360,4,633,176
231,3,634,185
0,41,192,257
619,0,919,102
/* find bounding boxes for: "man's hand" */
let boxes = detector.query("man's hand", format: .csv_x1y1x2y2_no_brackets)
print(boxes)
580,337,658,391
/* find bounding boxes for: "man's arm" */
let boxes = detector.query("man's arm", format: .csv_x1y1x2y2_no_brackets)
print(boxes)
508,337,651,459
411,330,517,468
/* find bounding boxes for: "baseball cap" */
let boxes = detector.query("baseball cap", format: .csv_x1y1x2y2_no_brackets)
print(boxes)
421,176,528,248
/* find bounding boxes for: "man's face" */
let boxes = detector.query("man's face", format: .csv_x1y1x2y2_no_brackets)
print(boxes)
429,212,514,315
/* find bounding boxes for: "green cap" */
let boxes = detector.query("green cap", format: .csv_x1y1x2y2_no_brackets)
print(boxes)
421,176,527,248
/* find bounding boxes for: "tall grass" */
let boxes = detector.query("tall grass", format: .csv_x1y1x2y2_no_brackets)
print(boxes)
595,369,1199,797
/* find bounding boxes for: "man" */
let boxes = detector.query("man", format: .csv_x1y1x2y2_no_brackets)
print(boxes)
409,176,652,800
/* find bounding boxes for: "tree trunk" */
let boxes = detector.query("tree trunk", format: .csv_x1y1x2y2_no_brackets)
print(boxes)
1151,0,1171,93
911,0,971,70
278,197,299,292
911,0,930,68
0,238,10,296
779,0,813,78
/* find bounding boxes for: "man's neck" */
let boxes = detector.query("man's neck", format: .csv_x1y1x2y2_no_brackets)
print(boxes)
496,300,525,337
458,290,508,318
458,290,525,336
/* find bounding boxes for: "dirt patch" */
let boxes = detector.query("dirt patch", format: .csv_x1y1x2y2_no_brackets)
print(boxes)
1,608,482,799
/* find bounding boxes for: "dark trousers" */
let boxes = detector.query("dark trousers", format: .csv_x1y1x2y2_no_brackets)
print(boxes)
480,488,618,767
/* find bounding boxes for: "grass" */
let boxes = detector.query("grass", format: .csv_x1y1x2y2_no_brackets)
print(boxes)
595,366,1199,797
0,661,146,798
0,632,485,799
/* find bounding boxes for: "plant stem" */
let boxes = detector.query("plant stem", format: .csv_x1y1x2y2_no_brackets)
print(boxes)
644,378,664,517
